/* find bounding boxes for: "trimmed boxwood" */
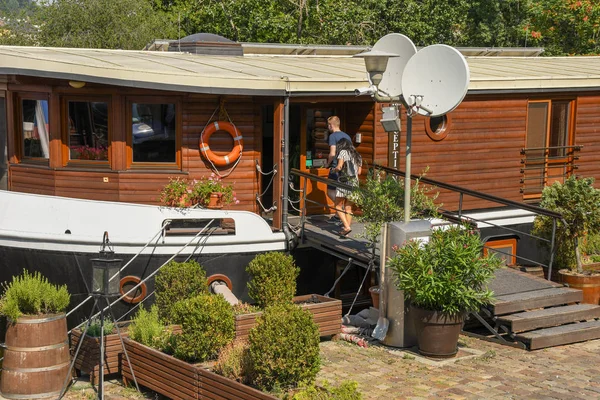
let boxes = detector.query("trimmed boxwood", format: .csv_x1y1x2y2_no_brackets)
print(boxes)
246,252,299,308
171,293,235,362
247,303,320,392
155,260,208,323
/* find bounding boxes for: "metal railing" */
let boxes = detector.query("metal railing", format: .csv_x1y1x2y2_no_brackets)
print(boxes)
291,165,564,281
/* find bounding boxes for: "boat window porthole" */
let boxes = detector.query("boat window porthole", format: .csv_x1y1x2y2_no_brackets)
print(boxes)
425,114,451,141
119,275,147,304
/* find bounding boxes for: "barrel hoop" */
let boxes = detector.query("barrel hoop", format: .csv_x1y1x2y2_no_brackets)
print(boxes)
3,340,68,352
9,314,65,324
567,283,600,288
2,360,70,373
0,390,63,399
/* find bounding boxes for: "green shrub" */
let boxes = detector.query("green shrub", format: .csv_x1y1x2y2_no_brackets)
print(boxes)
247,303,320,392
128,305,174,352
246,252,299,308
532,176,600,273
213,340,251,384
290,380,363,400
155,260,208,323
0,270,70,321
233,302,261,316
83,317,115,337
170,293,235,362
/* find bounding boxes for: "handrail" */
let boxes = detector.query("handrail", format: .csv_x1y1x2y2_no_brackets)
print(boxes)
372,163,563,220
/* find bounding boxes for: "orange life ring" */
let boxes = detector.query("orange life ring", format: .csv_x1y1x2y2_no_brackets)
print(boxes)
199,121,243,167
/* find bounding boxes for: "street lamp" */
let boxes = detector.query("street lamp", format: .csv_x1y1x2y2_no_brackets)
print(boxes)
353,49,398,88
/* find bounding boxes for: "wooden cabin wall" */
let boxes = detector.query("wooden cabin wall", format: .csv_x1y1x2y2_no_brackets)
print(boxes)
373,97,528,212
7,80,262,213
345,102,375,170
574,94,600,179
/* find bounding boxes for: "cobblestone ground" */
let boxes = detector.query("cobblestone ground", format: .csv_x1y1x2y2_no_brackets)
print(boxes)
59,336,600,399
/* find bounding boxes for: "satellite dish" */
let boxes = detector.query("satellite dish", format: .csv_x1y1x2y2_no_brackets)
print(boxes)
400,44,470,117
372,33,417,98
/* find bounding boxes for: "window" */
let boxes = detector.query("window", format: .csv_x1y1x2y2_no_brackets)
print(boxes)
67,100,109,162
522,99,575,199
484,238,517,266
0,94,7,190
130,102,176,164
21,97,50,160
425,114,451,141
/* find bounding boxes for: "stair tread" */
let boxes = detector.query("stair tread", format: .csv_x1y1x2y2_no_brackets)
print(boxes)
516,319,600,338
495,287,582,303
498,303,600,321
492,287,583,315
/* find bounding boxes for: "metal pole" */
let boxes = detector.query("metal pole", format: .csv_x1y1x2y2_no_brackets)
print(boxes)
403,113,412,223
99,298,104,400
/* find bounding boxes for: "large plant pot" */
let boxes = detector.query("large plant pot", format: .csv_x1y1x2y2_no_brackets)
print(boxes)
411,306,465,359
559,269,600,305
1,313,70,399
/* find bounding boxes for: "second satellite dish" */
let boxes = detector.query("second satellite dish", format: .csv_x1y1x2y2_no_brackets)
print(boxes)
401,44,470,117
372,33,417,98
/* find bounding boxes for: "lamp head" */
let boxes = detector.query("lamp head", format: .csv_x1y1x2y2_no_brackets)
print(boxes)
353,49,399,88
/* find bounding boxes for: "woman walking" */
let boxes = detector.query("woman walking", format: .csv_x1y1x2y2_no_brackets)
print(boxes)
332,138,362,237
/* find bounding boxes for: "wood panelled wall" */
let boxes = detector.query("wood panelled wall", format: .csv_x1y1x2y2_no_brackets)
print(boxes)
8,81,264,213
374,97,528,211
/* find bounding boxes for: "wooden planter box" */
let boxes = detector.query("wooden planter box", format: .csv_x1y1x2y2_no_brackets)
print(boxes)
235,294,342,341
121,338,276,400
70,326,129,385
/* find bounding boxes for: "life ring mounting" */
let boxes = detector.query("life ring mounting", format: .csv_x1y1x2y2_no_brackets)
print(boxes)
199,121,243,168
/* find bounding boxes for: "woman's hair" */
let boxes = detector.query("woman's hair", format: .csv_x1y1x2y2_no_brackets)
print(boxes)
337,138,362,166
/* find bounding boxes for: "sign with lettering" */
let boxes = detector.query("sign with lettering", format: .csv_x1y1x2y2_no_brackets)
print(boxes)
388,130,401,169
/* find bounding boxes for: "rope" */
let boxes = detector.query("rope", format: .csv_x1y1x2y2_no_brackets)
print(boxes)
324,258,354,298
344,257,375,318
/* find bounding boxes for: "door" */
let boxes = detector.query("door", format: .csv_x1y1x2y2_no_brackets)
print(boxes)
523,100,575,200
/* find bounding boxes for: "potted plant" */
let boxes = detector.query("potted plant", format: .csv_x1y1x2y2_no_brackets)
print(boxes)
0,270,71,398
388,224,502,358
351,168,439,300
160,173,239,209
532,176,600,304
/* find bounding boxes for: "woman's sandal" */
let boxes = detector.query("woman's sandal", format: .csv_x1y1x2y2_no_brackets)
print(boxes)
339,228,352,237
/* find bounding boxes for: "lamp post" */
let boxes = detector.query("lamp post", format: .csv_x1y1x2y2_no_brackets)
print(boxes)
354,49,415,223
89,234,122,400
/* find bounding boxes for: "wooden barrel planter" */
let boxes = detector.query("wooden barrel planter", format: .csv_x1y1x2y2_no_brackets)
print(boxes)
559,269,600,305
1,313,70,399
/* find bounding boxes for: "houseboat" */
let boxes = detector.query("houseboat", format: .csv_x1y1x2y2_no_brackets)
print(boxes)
1,33,600,320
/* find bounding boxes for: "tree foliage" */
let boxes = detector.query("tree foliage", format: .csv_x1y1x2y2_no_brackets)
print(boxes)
0,0,598,56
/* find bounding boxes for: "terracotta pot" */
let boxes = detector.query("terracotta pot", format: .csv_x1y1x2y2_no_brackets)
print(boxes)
558,269,600,305
369,286,380,309
410,306,465,358
207,192,223,209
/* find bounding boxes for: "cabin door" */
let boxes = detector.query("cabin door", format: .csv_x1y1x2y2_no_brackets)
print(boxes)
0,93,7,190
523,100,575,200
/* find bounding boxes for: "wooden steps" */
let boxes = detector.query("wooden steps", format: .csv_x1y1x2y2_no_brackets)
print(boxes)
515,320,600,350
496,303,600,332
484,283,600,350
492,287,583,315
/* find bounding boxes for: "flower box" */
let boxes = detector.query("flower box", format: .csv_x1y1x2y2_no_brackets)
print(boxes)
121,338,276,400
70,326,128,385
235,294,341,341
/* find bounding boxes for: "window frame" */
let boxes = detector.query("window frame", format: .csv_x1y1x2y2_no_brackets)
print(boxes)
16,92,51,165
425,114,452,141
126,96,181,170
484,238,517,266
60,95,112,168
